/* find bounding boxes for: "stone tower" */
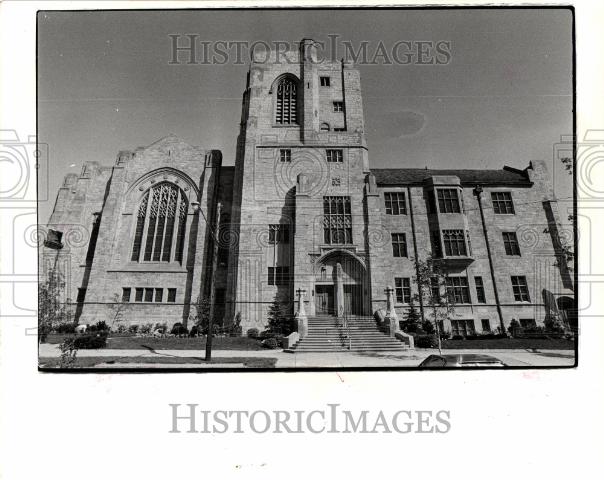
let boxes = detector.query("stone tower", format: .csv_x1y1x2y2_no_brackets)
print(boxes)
227,39,374,332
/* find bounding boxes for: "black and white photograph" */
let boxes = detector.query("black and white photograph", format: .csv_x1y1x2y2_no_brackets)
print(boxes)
34,7,578,370
2,2,604,480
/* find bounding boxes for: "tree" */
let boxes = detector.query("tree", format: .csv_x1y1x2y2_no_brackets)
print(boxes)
190,295,212,334
265,300,295,336
38,270,74,343
110,293,126,331
401,302,421,333
412,255,456,354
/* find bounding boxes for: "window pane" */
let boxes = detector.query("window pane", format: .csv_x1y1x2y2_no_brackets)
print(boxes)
122,288,131,302
167,288,177,303
155,288,163,303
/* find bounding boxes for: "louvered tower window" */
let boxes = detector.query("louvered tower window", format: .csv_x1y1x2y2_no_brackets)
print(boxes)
131,182,188,263
275,77,298,125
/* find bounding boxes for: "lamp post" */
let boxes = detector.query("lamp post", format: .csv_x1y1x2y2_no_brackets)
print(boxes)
295,288,308,339
384,286,399,337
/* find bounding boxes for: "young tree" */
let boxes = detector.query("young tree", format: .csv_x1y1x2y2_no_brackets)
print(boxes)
266,300,295,336
412,256,456,354
38,270,73,343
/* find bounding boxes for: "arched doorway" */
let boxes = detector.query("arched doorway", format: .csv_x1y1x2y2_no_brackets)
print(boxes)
314,250,369,317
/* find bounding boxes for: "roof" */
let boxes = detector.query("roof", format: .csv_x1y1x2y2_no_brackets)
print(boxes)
370,167,532,186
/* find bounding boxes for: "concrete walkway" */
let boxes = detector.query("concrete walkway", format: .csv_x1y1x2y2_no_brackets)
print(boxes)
38,343,575,368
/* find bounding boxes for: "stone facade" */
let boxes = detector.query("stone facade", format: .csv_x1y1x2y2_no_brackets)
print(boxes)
42,39,575,336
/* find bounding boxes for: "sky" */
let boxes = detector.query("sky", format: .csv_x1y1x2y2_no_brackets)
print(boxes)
37,8,573,223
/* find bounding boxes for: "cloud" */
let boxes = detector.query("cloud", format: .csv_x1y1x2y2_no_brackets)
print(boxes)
376,110,426,138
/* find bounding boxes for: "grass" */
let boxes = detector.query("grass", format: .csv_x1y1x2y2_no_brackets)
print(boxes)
38,355,277,368
45,334,265,351
440,337,574,350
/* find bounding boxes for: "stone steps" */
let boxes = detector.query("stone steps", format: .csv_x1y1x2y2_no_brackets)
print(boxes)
289,315,408,353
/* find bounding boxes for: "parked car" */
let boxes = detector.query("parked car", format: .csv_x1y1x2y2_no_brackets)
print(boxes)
419,354,507,368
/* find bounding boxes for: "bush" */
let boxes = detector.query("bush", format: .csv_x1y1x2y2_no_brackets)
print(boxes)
154,323,167,334
73,332,107,349
415,335,438,348
421,320,435,335
261,337,279,349
189,325,201,337
88,320,109,333
171,322,189,336
507,319,521,337
54,322,78,334
139,323,153,335
128,324,139,334
247,328,259,338
115,324,127,334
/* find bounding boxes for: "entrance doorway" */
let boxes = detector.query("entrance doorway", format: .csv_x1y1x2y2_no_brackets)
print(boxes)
344,284,363,315
315,285,334,315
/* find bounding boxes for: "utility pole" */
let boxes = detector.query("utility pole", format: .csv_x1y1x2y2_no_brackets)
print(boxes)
205,202,222,362
474,186,505,335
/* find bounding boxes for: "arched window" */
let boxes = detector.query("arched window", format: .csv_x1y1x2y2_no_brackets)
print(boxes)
131,182,188,263
275,77,298,124
320,122,330,131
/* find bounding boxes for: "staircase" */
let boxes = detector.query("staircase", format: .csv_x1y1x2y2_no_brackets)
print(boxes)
288,315,408,353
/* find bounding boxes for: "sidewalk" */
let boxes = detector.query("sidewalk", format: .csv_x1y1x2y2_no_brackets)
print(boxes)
38,343,575,368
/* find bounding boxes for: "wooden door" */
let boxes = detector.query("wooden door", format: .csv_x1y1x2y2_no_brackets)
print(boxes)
315,285,334,315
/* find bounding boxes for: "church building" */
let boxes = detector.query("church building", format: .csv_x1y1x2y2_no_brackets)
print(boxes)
42,39,575,340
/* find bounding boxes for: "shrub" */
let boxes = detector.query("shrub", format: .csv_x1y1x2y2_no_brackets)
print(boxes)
507,319,521,337
421,320,435,334
171,322,189,336
55,322,77,334
415,335,438,348
247,328,259,338
261,337,279,349
139,323,153,335
189,325,201,337
115,324,127,334
128,324,139,334
73,332,107,349
154,323,168,334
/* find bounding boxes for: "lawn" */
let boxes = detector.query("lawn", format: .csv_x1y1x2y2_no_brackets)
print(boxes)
45,334,265,351
440,337,575,350
38,355,277,368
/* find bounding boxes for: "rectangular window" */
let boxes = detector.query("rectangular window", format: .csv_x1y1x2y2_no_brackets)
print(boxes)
268,224,290,244
395,277,411,303
77,288,86,303
135,288,144,302
492,192,515,214
268,266,290,286
333,101,344,112
443,229,467,256
144,288,154,302
446,277,471,304
333,127,346,132
511,276,530,301
121,288,131,303
384,192,407,215
154,288,163,303
391,233,408,257
520,319,537,329
474,277,486,303
326,149,343,163
502,231,521,256
481,319,491,332
279,149,291,163
167,288,177,303
323,196,352,244
437,189,461,213
320,76,330,87
451,319,476,337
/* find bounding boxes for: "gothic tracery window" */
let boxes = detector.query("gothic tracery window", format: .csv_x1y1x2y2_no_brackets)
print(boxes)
275,77,298,125
131,182,188,263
